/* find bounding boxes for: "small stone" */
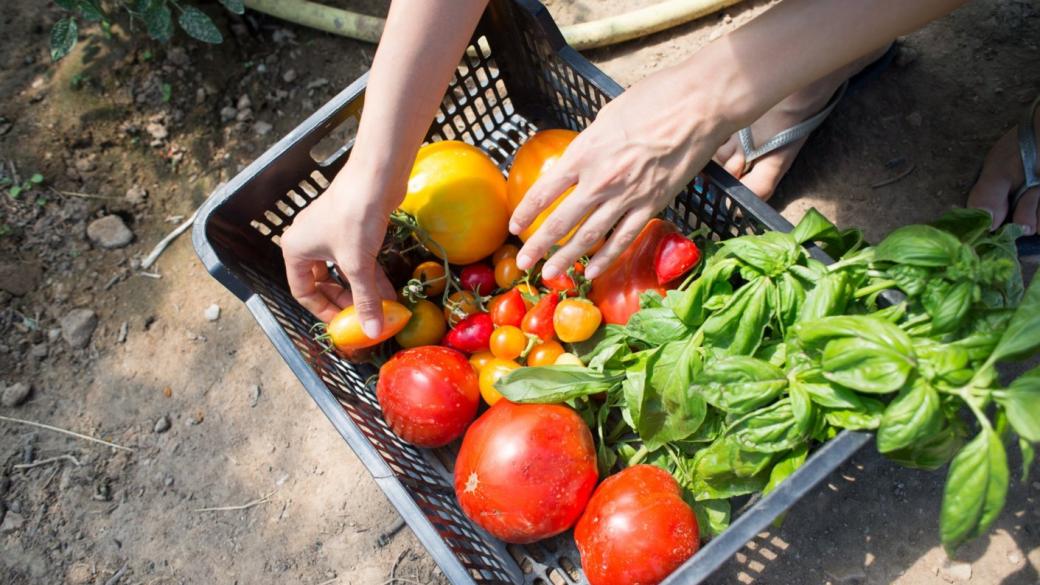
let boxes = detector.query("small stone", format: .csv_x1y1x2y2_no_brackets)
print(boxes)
2,382,32,407
47,328,61,342
164,475,175,487
118,321,128,343
272,28,296,44
125,185,148,204
61,309,98,349
939,559,972,582
237,94,252,110
195,87,207,105
0,512,24,533
0,260,42,296
257,63,268,74
254,121,273,136
87,215,134,249
306,78,329,90
66,562,94,585
204,304,221,321
146,121,168,140
30,343,47,359
153,415,171,433
282,69,297,83
74,155,97,173
906,111,923,128
220,106,238,123
249,384,261,407
1007,550,1023,564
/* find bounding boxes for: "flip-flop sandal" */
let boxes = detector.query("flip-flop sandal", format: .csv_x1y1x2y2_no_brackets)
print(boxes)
738,43,899,175
1011,96,1040,256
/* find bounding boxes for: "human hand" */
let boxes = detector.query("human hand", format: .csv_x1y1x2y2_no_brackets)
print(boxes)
281,160,403,335
509,66,735,281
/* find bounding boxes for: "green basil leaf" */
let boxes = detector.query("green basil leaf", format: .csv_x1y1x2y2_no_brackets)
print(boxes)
939,428,1009,552
877,379,944,453
637,340,707,450
702,277,772,356
1020,438,1035,484
824,397,885,430
143,1,173,42
690,499,731,539
821,337,914,394
788,382,815,436
951,310,1013,361
730,401,805,453
997,366,1040,442
219,0,246,14
624,307,691,346
692,354,787,414
988,277,1040,364
875,224,963,267
797,315,916,355
178,5,223,44
687,437,771,500
722,231,801,276
795,380,864,410
50,17,78,61
497,366,622,404
798,271,851,323
774,272,805,334
791,208,840,245
885,425,963,471
931,208,992,244
885,264,931,298
620,351,652,431
923,279,974,335
77,0,105,21
764,444,809,494
671,257,740,327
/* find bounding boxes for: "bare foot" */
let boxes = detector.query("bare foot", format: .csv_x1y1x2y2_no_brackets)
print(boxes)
966,101,1040,236
714,46,891,200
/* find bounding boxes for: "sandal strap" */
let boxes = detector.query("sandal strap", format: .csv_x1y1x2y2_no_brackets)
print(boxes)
1011,95,1040,209
740,80,849,174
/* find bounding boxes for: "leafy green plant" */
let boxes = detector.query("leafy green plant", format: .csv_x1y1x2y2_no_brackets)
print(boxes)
497,208,1040,553
3,173,45,199
50,0,245,62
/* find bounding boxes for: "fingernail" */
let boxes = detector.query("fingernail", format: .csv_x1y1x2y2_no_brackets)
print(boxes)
516,254,533,270
509,222,522,235
362,319,382,338
542,264,559,279
584,265,601,280
1020,223,1037,236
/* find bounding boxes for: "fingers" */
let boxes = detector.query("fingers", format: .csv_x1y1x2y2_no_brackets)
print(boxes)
285,255,343,323
966,172,1013,231
540,204,622,280
516,184,595,272
509,157,579,238
338,254,387,339
1011,186,1039,236
585,207,655,280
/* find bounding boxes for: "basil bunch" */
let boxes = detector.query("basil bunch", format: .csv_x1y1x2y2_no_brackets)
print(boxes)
497,208,1040,552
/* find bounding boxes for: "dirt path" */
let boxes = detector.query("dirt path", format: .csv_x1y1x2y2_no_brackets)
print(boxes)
1,1,1037,584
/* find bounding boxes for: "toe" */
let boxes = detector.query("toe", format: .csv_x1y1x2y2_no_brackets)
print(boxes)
966,173,1013,231
1011,186,1039,236
738,140,805,201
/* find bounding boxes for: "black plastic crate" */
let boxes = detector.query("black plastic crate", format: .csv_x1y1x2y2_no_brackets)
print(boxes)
192,1,871,583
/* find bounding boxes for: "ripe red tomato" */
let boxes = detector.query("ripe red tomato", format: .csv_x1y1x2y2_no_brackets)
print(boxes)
521,294,559,340
376,346,480,447
454,401,598,543
589,219,681,325
542,262,584,296
553,298,602,343
488,288,527,328
443,312,494,354
575,465,699,585
460,264,497,294
655,233,701,285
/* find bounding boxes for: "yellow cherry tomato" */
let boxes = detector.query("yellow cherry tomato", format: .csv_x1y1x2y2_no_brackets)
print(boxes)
400,141,509,264
489,325,527,360
553,298,603,343
494,257,523,289
479,358,520,406
469,351,495,373
554,352,584,366
412,261,447,297
526,339,565,366
327,300,412,351
394,299,447,348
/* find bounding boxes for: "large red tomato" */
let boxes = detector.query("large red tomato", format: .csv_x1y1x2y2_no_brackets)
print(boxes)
574,465,699,585
454,401,598,543
376,346,480,447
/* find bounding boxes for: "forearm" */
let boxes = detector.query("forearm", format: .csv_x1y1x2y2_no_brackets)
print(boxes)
687,0,968,133
348,0,488,203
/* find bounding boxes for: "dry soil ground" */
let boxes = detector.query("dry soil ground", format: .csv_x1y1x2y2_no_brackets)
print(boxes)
1,1,1038,584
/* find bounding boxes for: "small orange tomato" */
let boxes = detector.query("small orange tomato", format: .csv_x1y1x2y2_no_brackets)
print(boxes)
413,261,447,297
490,325,527,360
444,290,481,326
479,358,520,406
395,299,447,348
494,257,523,289
492,243,520,266
554,352,584,366
527,339,565,366
553,298,602,343
469,351,496,372
328,300,412,351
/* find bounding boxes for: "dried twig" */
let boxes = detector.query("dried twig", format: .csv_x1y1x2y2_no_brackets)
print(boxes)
194,489,277,513
141,210,198,269
391,549,408,581
871,164,916,189
50,187,121,201
104,563,129,585
14,454,83,470
138,271,163,279
0,415,133,452
378,578,424,585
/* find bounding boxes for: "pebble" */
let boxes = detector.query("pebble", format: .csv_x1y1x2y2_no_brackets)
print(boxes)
47,328,61,343
66,562,94,585
167,47,190,67
74,155,97,173
195,87,207,105
87,215,134,249
906,111,923,128
125,185,148,204
282,69,297,83
939,559,972,582
146,121,168,140
30,343,47,359
237,94,252,110
61,308,98,349
1007,550,1022,564
204,304,221,321
254,121,273,136
0,260,42,296
220,106,238,123
154,415,171,433
249,384,261,407
118,321,128,343
306,78,329,90
2,382,32,407
0,512,24,533
236,108,254,123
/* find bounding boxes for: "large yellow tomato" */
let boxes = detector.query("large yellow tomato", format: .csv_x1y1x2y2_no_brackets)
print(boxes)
506,129,583,243
400,141,509,265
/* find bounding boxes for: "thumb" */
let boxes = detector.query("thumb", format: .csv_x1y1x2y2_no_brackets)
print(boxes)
342,258,385,339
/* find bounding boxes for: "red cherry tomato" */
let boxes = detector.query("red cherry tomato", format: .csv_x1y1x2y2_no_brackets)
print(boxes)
542,262,585,296
443,312,494,354
575,465,699,585
521,294,559,340
654,233,701,285
488,288,527,328
454,401,598,543
460,264,497,295
376,346,480,447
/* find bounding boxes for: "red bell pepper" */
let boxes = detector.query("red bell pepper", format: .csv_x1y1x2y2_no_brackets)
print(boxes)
589,219,682,325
